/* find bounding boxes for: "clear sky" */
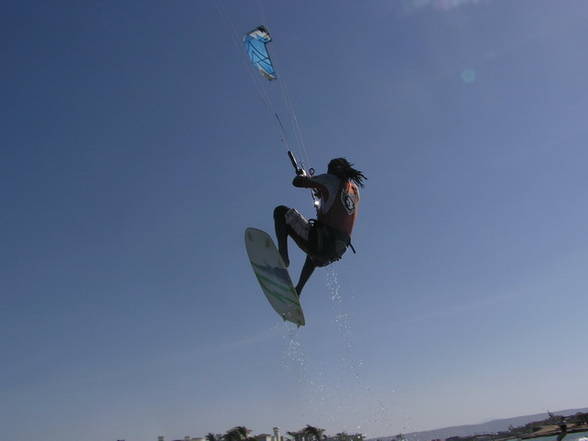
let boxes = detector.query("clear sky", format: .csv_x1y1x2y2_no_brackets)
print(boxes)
3,1,588,441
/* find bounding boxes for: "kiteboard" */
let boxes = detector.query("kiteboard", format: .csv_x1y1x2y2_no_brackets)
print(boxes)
244,227,305,327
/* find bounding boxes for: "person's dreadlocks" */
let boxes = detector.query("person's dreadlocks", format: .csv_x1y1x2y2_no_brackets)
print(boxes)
327,157,367,188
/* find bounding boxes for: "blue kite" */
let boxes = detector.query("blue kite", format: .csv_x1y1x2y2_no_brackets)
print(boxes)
244,25,277,80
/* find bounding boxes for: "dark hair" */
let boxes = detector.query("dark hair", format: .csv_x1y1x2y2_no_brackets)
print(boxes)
327,157,367,188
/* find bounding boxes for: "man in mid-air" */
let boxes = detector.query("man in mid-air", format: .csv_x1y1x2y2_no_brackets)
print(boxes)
274,157,366,295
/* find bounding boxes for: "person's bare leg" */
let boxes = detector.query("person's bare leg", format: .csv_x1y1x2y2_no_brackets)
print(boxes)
296,255,316,296
273,206,290,267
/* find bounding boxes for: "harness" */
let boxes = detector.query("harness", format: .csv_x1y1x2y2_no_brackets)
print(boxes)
308,219,356,267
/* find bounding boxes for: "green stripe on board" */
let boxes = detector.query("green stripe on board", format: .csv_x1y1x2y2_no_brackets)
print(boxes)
255,274,299,306
254,270,291,291
251,263,291,284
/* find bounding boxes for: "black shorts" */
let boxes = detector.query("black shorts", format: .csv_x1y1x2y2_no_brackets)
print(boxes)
279,206,350,267
308,222,350,267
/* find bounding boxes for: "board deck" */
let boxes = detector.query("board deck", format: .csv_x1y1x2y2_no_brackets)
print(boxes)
244,228,305,327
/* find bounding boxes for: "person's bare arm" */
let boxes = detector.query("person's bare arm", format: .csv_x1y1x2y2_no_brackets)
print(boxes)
292,175,315,188
292,176,329,200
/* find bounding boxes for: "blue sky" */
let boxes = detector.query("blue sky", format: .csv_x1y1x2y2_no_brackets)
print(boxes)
2,1,588,440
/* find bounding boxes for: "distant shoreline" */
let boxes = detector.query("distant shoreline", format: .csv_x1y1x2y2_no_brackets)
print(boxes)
368,408,588,441
520,425,588,440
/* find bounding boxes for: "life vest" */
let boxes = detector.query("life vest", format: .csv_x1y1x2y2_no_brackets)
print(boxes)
318,179,360,237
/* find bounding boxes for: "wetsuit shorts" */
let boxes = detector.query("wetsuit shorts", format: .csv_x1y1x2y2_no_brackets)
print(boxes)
285,208,349,267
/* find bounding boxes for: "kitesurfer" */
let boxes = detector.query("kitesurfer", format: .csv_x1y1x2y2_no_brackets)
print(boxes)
274,157,366,295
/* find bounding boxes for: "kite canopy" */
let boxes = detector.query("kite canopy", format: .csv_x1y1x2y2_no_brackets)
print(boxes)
244,25,277,80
